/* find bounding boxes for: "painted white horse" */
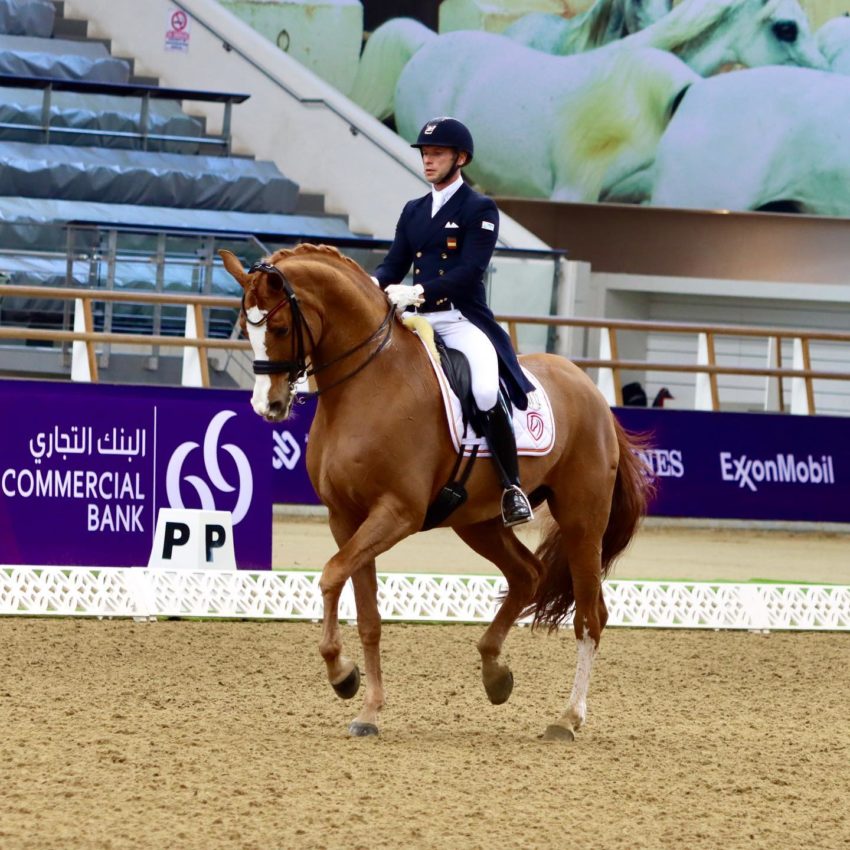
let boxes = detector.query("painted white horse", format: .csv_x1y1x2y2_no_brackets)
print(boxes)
649,66,850,216
387,31,698,201
506,0,826,74
502,0,672,55
817,14,850,75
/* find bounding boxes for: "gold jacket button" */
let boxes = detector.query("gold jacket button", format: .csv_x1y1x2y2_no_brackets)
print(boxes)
415,252,422,258
438,269,444,276
415,268,420,274
441,253,447,259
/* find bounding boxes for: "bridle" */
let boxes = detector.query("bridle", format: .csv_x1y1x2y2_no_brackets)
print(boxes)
242,261,395,401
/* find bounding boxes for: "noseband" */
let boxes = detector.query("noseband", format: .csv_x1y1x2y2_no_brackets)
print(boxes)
242,261,395,399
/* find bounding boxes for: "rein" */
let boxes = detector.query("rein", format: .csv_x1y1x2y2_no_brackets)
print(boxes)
243,261,395,400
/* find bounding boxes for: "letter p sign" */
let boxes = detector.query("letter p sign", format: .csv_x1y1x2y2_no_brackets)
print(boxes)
148,508,237,570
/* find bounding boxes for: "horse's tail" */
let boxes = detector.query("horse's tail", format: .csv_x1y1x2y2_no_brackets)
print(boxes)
528,418,655,631
350,18,435,120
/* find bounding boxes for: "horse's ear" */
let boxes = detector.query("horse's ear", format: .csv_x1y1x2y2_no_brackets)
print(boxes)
218,249,250,290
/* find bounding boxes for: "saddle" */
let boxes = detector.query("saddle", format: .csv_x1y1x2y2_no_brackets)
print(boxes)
422,329,514,530
412,317,511,436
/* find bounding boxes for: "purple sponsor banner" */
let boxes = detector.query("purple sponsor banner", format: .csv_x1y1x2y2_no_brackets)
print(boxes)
266,396,849,523
614,407,850,522
270,394,321,506
0,380,271,568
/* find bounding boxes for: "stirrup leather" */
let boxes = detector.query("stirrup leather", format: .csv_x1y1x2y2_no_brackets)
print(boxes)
501,485,533,527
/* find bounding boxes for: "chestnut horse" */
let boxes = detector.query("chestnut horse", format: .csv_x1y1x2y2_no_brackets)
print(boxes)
220,244,652,741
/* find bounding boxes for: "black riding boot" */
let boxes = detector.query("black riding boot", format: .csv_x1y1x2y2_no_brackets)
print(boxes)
480,402,533,527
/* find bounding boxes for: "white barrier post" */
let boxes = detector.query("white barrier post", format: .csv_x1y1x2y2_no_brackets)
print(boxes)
694,332,714,410
596,327,616,406
764,336,781,412
71,298,93,382
790,337,812,415
147,508,237,570
182,304,204,387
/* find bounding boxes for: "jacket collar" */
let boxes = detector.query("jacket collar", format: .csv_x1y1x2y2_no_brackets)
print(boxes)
423,182,470,239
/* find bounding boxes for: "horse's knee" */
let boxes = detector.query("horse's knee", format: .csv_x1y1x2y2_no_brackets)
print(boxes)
318,564,347,597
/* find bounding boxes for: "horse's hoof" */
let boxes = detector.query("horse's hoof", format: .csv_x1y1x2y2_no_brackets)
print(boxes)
541,723,576,742
348,721,379,738
332,666,361,700
484,670,514,705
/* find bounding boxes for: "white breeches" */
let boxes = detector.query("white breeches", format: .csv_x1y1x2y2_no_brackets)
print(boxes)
419,308,499,411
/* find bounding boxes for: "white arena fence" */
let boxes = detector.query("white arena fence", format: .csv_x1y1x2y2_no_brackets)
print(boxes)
2,568,849,630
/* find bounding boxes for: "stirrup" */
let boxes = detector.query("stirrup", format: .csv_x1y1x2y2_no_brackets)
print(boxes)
501,485,533,527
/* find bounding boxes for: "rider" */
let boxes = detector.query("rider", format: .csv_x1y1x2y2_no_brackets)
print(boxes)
373,116,535,527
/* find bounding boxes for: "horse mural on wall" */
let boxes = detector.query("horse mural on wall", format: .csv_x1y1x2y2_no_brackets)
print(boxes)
817,14,850,75
220,244,654,740
354,28,700,202
351,0,827,204
500,0,673,55
648,65,850,216
505,0,825,74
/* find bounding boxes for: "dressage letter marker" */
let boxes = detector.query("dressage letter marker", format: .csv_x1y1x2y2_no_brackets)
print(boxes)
147,508,237,570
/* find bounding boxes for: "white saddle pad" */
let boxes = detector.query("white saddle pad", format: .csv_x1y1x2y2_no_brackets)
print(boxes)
415,331,556,457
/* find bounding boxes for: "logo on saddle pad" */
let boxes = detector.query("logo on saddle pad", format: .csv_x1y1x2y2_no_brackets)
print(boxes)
165,411,253,524
526,411,545,442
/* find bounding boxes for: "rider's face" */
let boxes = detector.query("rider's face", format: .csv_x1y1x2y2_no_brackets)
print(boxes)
420,145,468,189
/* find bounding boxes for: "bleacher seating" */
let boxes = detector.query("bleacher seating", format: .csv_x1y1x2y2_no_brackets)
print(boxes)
0,0,53,37
0,80,207,152
0,33,129,80
0,139,300,211
0,1,360,382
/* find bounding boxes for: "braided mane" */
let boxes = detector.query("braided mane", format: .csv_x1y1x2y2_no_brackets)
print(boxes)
265,243,364,276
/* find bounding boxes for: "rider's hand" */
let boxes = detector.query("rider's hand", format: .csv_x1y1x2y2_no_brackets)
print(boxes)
385,284,425,309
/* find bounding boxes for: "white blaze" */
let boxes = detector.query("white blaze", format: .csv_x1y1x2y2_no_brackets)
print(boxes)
245,306,272,415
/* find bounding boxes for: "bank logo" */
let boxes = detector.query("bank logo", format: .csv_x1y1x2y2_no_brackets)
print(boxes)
165,411,253,524
720,452,836,492
273,430,301,471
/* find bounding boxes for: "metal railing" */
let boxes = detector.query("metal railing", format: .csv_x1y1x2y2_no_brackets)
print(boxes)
499,314,850,414
0,73,247,153
3,283,850,414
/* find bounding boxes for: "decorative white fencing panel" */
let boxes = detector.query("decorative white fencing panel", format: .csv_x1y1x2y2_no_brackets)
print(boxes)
2,568,849,630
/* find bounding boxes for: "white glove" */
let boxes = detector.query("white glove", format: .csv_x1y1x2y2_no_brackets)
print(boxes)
385,283,425,309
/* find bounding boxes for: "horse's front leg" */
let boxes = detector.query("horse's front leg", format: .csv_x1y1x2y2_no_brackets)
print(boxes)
319,502,416,736
347,564,383,736
455,518,541,705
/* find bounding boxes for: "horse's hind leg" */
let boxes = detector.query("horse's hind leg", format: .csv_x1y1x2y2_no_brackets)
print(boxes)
542,494,611,742
454,518,542,705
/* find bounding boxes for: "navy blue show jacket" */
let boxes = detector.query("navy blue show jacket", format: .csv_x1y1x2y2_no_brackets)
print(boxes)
374,182,534,410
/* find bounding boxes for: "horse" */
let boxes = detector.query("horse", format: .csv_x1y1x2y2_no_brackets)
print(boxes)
648,65,850,216
220,243,653,740
817,14,850,75
502,0,672,56
354,28,699,202
505,0,826,75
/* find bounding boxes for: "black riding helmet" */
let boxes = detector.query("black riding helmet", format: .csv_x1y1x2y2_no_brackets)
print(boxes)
411,116,474,163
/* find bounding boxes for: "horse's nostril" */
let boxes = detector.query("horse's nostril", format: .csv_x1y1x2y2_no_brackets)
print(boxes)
772,20,798,43
268,400,285,416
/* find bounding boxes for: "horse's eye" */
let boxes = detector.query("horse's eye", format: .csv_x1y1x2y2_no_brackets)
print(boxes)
274,326,291,338
772,20,798,42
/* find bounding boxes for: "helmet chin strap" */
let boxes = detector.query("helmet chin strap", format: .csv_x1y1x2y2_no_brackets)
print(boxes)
436,151,462,186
